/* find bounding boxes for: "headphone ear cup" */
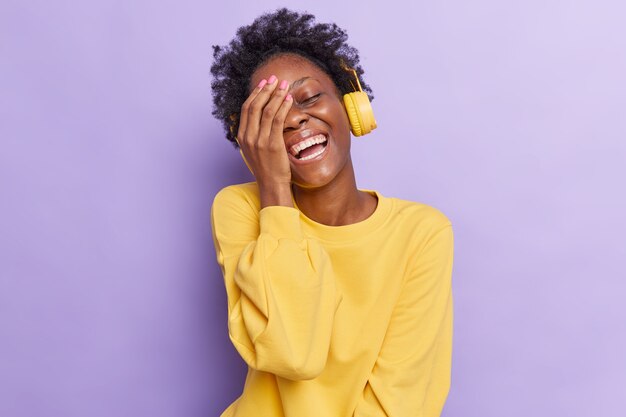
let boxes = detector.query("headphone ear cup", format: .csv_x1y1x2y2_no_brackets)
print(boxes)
343,91,377,137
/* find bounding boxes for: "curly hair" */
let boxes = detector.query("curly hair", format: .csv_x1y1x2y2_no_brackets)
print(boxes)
210,8,374,147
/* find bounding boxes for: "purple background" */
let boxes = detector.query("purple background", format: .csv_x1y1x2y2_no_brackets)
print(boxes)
2,1,625,416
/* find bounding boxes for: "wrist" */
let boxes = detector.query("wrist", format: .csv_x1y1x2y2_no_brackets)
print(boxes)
258,181,293,208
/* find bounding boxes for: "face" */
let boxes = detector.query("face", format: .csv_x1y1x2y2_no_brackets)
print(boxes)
249,54,354,190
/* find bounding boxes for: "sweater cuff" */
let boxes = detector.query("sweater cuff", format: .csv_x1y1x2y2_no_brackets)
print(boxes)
259,206,304,241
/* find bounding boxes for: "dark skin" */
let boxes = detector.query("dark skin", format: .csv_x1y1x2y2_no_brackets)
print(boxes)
236,53,377,226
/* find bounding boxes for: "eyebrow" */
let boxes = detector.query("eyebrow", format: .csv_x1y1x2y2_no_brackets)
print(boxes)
289,77,314,91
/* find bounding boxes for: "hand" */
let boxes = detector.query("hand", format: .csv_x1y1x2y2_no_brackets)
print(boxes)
237,75,294,207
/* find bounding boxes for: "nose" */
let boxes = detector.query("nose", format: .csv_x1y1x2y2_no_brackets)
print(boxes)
283,105,309,132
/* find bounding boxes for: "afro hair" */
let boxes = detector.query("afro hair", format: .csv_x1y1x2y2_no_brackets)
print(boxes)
210,8,374,147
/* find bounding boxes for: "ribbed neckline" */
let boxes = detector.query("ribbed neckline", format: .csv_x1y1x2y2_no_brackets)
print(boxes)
293,190,393,243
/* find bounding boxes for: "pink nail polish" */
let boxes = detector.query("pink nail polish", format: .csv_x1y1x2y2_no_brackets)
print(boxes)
268,75,277,84
279,80,288,90
257,79,267,89
285,94,292,101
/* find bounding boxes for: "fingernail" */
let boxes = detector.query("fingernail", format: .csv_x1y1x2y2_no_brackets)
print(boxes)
285,94,292,101
257,79,267,89
268,75,277,84
279,80,288,90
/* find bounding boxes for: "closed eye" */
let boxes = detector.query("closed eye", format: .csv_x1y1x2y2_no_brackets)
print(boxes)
302,93,321,104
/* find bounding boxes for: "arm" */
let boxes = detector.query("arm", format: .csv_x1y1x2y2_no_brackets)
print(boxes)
237,75,294,208
354,224,454,417
211,187,340,381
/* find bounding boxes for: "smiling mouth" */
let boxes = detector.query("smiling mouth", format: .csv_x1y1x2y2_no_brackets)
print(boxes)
289,134,328,161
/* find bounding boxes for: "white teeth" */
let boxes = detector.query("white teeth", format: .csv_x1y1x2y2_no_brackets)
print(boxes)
289,134,327,156
299,144,327,161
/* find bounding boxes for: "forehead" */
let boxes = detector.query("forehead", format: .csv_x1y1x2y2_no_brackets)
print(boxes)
250,54,335,90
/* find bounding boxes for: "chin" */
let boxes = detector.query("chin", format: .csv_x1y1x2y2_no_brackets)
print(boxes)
290,157,351,191
291,173,334,190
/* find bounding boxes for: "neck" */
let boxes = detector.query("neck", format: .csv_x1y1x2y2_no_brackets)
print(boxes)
291,159,377,226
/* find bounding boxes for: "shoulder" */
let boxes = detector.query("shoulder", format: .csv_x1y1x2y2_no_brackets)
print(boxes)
211,182,261,224
213,182,259,205
384,196,454,273
375,193,453,257
386,195,452,235
213,182,260,211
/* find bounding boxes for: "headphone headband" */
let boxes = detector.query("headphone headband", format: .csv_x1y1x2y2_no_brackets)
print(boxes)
339,61,376,137
339,61,365,93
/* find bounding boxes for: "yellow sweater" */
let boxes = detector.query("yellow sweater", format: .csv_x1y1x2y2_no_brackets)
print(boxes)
211,182,454,417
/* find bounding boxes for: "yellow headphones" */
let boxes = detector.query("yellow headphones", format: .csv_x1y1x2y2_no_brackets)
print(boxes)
229,63,376,172
341,63,377,136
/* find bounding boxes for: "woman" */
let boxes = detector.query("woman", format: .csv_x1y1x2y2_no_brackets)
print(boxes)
210,8,454,417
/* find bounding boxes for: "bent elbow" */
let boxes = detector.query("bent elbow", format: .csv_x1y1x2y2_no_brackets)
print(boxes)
281,355,326,381
255,347,328,381
240,341,329,381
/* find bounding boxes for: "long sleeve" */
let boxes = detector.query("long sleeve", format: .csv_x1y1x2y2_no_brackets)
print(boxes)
211,186,340,381
353,224,454,417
